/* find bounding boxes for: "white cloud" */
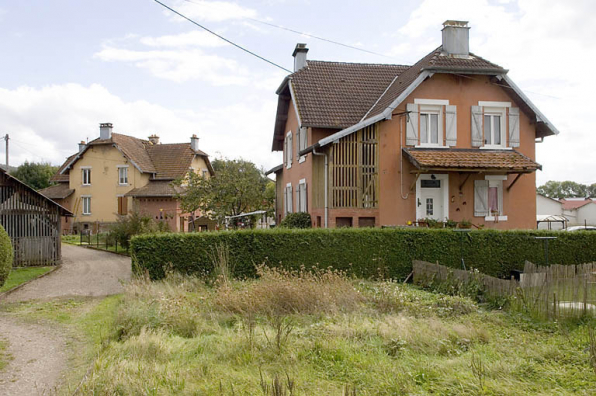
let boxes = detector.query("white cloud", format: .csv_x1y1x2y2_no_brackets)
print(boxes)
396,0,596,185
139,30,228,48
0,84,281,171
94,45,250,85
167,0,257,22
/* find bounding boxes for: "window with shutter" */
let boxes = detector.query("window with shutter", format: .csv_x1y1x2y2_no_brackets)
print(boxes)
445,105,457,146
406,103,419,146
285,131,292,169
475,176,507,221
508,107,520,147
474,180,488,217
408,100,452,147
297,180,307,212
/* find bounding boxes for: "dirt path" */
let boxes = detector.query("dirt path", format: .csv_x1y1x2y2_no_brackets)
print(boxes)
2,244,132,303
0,244,132,394
0,315,67,395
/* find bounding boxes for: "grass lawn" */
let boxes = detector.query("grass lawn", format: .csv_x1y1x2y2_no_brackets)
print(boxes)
0,338,10,371
0,267,54,293
2,266,596,395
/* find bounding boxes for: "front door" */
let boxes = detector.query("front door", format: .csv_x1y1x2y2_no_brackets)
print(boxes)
416,174,448,221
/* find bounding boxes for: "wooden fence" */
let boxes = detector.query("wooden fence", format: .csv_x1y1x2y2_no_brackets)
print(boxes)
412,260,596,319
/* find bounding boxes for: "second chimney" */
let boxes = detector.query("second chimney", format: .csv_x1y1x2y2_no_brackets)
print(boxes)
100,123,113,140
292,43,308,71
442,20,470,57
79,141,86,153
148,134,160,145
190,134,199,152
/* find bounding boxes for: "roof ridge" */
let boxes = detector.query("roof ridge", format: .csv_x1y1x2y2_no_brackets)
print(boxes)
306,59,411,68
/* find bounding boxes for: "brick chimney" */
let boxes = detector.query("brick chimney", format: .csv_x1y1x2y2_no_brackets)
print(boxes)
148,134,160,145
99,123,113,140
292,43,308,71
442,20,470,57
190,134,199,151
78,141,86,153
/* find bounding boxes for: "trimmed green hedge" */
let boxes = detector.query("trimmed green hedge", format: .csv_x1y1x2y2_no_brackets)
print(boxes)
131,228,596,281
0,224,13,287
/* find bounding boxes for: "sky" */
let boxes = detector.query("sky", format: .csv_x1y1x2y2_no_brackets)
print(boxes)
0,0,594,186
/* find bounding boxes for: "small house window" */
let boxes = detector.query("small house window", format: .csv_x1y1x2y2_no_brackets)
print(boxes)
82,168,91,186
118,167,128,185
420,111,440,145
484,113,502,146
82,196,91,215
296,180,307,212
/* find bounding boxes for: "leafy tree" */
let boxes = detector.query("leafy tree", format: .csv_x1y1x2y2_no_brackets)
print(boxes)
11,161,59,190
537,180,594,199
175,158,269,225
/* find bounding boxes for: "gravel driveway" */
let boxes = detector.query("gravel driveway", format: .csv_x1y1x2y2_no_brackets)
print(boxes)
0,244,132,395
2,243,132,303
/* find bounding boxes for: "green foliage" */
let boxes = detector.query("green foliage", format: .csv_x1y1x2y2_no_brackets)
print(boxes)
11,161,59,190
0,266,52,293
0,224,13,287
175,158,271,225
110,211,170,250
538,180,596,199
131,228,596,281
279,212,312,229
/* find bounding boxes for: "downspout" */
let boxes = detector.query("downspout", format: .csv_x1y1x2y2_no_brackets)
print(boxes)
312,147,328,228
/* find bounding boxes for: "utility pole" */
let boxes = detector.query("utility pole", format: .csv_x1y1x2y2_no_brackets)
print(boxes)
3,134,8,169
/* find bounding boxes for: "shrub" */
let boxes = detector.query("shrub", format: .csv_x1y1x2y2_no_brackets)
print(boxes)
0,224,13,287
131,228,596,281
279,212,312,229
110,210,169,250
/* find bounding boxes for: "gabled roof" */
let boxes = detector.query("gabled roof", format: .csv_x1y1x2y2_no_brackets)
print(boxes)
272,61,408,150
277,45,558,155
561,198,595,210
56,133,214,181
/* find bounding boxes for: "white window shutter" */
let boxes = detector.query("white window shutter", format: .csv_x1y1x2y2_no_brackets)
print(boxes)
283,138,287,166
474,180,489,217
300,183,307,212
288,133,293,164
509,107,520,148
445,105,457,147
471,106,483,147
283,186,288,214
406,103,419,146
288,185,293,213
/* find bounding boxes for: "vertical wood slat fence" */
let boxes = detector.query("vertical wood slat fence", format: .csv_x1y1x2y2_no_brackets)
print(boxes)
412,260,596,320
329,124,379,209
0,171,65,266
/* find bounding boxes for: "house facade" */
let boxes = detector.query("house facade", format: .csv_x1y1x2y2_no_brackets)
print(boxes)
41,123,214,233
268,21,558,229
560,198,596,227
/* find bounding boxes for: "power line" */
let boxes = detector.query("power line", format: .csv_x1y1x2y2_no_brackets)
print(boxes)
153,0,292,73
182,0,396,60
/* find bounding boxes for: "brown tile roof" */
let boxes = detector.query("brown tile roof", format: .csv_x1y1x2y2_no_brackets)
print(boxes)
403,148,541,172
363,46,505,121
50,153,77,182
146,143,209,180
38,183,75,200
54,133,213,181
125,181,185,198
291,61,409,128
560,198,595,210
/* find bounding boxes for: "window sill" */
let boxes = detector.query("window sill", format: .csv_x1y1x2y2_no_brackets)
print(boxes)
415,145,448,149
81,184,91,187
298,155,306,164
82,213,91,216
119,183,129,186
480,146,512,150
485,215,508,222
286,164,292,170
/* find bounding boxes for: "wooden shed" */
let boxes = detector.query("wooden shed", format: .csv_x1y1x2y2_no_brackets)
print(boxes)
0,168,73,266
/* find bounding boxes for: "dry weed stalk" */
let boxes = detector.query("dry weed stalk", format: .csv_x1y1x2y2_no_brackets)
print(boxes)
209,242,233,286
259,369,295,396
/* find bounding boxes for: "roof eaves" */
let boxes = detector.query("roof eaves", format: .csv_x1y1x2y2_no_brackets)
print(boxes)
288,79,302,128
422,67,509,75
500,74,559,136
360,74,399,122
112,143,148,175
265,164,283,175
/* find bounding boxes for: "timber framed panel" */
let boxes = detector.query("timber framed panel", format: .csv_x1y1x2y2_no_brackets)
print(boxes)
329,124,379,209
0,172,68,266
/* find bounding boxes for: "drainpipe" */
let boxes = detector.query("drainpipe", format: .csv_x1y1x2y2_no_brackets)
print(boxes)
312,147,328,228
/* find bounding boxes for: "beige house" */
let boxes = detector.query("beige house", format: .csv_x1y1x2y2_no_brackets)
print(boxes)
41,123,214,233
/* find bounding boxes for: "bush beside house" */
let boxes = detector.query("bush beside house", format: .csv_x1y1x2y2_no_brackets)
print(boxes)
131,228,596,281
279,212,312,228
0,224,14,287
